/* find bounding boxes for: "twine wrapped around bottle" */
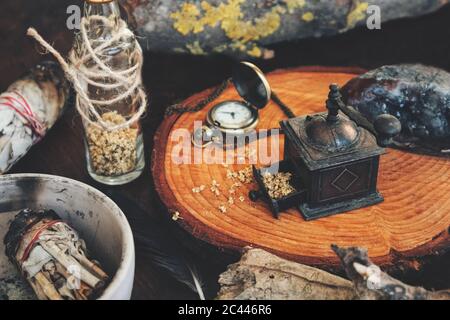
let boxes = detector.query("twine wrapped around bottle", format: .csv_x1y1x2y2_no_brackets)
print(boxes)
27,15,147,131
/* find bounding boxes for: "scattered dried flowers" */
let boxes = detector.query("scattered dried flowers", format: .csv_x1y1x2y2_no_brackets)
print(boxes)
262,172,296,200
172,211,183,221
192,185,206,193
226,166,253,184
218,205,227,213
191,165,255,213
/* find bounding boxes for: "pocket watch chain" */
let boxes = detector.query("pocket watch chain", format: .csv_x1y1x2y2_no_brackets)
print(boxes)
271,92,295,119
165,78,296,119
165,79,232,116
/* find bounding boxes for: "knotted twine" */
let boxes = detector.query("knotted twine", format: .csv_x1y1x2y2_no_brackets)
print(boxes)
27,15,147,131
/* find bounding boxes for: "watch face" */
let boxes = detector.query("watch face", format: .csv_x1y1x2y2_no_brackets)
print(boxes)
208,101,257,130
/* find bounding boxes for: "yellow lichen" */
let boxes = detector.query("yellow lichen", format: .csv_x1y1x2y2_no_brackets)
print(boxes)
186,41,206,55
285,0,306,13
247,46,262,58
170,0,310,56
302,11,314,22
213,44,228,53
346,1,369,29
200,1,242,28
170,3,202,35
230,41,247,52
225,10,281,42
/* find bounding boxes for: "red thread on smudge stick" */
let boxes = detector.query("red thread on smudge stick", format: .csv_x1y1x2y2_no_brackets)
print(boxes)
0,91,46,139
20,220,63,263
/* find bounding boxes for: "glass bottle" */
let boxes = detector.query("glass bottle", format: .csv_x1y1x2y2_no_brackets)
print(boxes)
74,0,145,185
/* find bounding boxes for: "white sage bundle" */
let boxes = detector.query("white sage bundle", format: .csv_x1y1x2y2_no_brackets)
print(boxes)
4,209,109,300
0,61,69,174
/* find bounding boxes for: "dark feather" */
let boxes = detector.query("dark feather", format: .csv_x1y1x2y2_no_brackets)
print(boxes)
103,191,206,300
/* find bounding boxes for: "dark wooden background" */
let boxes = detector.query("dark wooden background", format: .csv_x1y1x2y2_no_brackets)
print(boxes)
1,0,449,299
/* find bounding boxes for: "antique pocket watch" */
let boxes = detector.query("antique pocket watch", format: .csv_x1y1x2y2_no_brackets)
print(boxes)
192,62,271,148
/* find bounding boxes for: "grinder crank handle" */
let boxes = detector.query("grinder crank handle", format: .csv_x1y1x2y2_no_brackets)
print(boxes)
373,114,402,147
329,84,402,147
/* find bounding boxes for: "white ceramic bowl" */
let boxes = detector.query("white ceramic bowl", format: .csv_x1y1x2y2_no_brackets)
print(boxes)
0,174,135,300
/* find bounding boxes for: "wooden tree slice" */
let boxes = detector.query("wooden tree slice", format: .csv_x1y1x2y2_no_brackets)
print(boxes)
152,67,450,269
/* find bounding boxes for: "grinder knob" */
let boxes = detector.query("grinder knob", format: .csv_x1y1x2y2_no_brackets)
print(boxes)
374,114,402,147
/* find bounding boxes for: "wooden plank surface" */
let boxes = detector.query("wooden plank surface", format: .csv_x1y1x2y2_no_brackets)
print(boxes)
153,67,450,269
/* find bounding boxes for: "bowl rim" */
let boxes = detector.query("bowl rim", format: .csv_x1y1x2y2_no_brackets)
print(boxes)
0,173,135,300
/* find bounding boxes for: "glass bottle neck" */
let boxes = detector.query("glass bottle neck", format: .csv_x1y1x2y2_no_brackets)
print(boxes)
78,0,135,60
84,0,121,19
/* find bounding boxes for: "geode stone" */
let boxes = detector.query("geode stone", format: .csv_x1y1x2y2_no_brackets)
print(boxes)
341,64,450,156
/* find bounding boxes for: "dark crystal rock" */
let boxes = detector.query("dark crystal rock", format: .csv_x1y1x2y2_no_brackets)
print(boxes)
341,64,450,156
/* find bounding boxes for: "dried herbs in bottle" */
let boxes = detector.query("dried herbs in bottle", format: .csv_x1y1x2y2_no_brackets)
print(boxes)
74,0,146,185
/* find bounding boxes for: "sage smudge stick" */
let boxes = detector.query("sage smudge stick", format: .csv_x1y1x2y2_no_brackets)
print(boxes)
4,209,109,300
0,61,69,174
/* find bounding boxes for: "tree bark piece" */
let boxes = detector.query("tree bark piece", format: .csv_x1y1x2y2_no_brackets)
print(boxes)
152,66,450,271
122,0,449,58
217,248,356,300
217,247,450,300
332,245,450,300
